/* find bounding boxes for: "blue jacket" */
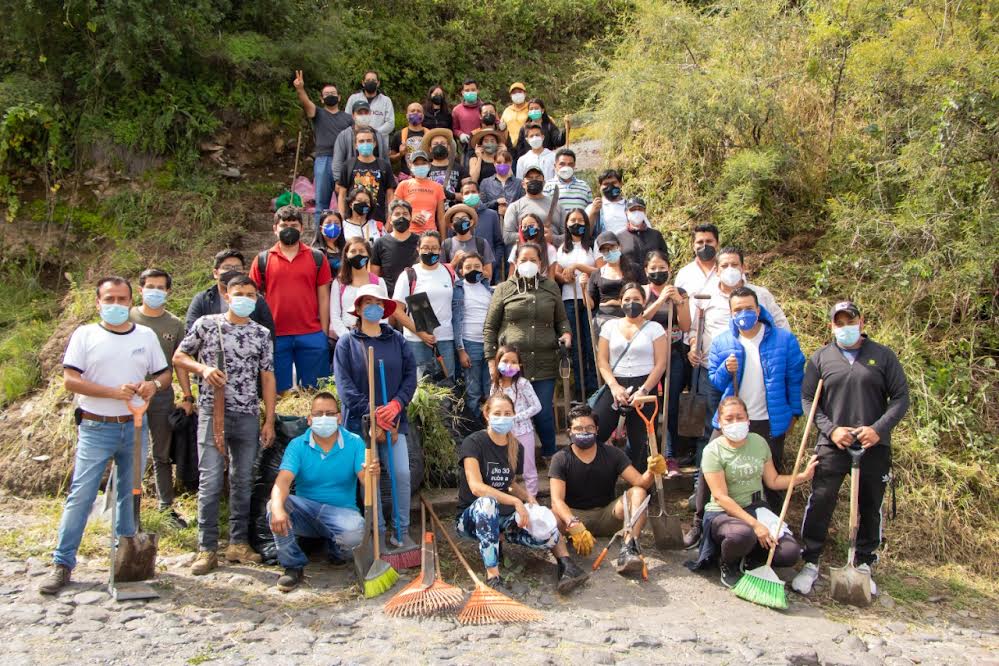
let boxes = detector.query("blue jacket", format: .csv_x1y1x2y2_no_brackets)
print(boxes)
333,324,417,436
707,306,805,437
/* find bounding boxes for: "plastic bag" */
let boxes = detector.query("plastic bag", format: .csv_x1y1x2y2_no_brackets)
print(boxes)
248,415,308,563
167,407,199,493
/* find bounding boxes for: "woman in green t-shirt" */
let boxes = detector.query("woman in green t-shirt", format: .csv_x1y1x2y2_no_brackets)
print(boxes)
699,397,817,588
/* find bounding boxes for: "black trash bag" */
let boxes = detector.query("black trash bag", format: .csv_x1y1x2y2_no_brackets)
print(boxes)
168,407,199,494
248,415,308,564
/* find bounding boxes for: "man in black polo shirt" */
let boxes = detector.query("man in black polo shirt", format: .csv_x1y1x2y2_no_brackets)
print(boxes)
618,197,669,282
549,405,665,576
792,300,909,597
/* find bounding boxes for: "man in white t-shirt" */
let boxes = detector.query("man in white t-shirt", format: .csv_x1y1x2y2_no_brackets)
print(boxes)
586,169,628,235
41,277,171,595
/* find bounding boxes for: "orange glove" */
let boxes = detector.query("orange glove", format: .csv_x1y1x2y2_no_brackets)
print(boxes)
375,399,403,431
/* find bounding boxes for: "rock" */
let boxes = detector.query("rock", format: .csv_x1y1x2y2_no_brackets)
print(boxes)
538,593,556,606
673,627,698,643
887,622,908,634
785,648,820,665
220,167,242,179
628,635,662,649
0,585,20,595
842,636,867,652
879,595,896,609
738,646,764,660
699,646,729,655
914,634,942,643
73,590,108,605
66,619,104,633
74,606,110,622
502,625,525,640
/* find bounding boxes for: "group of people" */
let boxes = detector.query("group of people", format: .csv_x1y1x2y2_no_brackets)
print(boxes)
38,72,910,602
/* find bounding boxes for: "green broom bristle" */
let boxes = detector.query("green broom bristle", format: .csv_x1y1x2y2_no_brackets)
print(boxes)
732,566,788,610
364,564,399,599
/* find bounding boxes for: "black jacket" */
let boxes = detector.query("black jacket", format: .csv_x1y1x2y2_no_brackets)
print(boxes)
185,285,275,337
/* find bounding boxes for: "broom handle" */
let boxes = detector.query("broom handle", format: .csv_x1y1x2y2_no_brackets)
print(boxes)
368,346,381,561
766,378,824,567
424,495,483,586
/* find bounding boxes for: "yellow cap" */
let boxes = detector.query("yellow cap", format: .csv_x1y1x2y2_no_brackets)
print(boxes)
509,81,526,93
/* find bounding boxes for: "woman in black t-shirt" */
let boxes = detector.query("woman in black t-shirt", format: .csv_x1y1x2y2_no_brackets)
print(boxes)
586,231,641,333
456,394,588,593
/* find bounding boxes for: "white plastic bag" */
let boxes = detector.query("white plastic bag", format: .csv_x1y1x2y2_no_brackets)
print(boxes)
754,507,792,540
525,504,558,542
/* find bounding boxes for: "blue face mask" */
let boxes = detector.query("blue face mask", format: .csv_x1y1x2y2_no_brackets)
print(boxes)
311,416,339,439
330,255,342,271
412,165,430,178
834,324,861,347
362,303,384,323
489,415,515,435
463,193,481,208
357,142,375,157
733,309,759,332
603,249,622,263
142,288,167,309
100,303,130,326
229,296,256,318
322,222,341,239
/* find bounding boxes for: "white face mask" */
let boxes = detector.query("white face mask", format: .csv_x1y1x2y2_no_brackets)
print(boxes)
511,92,526,105
627,210,647,227
557,166,574,181
517,261,540,279
527,136,544,150
354,115,370,128
719,266,743,288
721,421,750,442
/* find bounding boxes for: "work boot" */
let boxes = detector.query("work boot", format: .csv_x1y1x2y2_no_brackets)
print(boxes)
666,457,681,479
856,563,878,596
615,539,643,576
485,575,510,594
555,557,589,594
191,551,218,575
163,509,188,530
719,560,742,589
327,551,349,569
39,564,71,595
682,523,702,550
791,562,819,595
224,542,262,564
276,567,303,592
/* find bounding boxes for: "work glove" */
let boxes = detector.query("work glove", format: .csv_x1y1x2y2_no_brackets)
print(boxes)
375,399,403,432
566,521,595,556
647,454,667,476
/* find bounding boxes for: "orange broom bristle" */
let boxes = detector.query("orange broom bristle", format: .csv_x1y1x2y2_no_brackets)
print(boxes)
457,584,543,625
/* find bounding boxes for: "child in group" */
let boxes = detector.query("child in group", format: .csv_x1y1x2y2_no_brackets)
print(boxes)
490,345,541,495
457,253,493,419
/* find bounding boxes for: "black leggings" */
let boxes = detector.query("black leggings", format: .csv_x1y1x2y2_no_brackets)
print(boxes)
593,374,654,473
710,513,800,567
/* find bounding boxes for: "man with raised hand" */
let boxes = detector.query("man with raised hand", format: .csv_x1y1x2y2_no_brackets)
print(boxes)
293,71,352,226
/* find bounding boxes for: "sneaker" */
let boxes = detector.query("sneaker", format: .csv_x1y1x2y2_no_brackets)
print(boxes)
856,563,878,596
389,533,419,552
615,539,643,576
791,562,819,595
485,575,509,593
327,552,349,569
682,524,702,550
163,509,188,530
39,564,71,595
223,542,262,564
276,567,303,592
687,493,696,511
719,560,742,589
555,557,589,594
666,458,681,478
191,551,218,576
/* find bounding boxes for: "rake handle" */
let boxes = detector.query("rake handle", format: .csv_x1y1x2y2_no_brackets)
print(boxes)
423,496,483,586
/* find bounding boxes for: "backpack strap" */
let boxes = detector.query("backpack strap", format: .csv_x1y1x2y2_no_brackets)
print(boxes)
256,251,269,293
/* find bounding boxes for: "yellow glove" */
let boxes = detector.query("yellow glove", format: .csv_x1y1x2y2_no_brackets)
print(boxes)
647,454,667,476
566,521,595,556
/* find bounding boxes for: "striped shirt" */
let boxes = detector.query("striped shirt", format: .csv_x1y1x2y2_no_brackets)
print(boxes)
544,177,593,222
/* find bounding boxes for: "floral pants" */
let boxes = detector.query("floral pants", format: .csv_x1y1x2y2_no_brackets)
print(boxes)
455,497,558,569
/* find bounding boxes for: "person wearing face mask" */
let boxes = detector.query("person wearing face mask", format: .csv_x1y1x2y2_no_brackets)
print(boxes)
173,275,277,576
267,392,379,592
618,197,668,282
502,164,562,248
331,101,391,184
390,102,427,175
586,231,642,331
490,345,541,495
345,70,395,136
468,127,507,184
555,208,599,399
515,124,556,182
544,148,592,221
40,277,171,595
477,102,511,145
508,213,558,280
791,301,909,597
393,151,447,236
442,204,494,282
336,128,396,224
422,85,453,131
674,223,721,299
329,237,386,341
340,187,386,242
513,98,567,159
293,72,353,227
586,170,627,236
371,199,420,296
501,82,531,147
186,249,274,337
451,78,483,144
484,244,572,465
456,393,589,594
333,284,418,553
594,284,669,473
480,149,524,220
312,209,345,275
689,397,815,589
129,269,191,527
459,178,504,282
249,206,333,393
549,405,665,575
456,254,494,420
422,128,466,205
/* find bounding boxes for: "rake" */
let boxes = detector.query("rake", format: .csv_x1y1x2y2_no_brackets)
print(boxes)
424,496,542,625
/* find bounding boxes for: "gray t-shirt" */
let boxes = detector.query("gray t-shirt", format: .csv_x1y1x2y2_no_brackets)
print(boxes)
312,109,353,157
442,235,494,266
502,193,563,247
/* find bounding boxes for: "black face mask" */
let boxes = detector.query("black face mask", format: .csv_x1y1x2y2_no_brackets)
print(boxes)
453,218,472,235
219,269,242,286
525,179,544,195
431,94,444,106
570,432,597,449
602,184,622,200
482,113,496,125
278,227,301,246
363,80,378,93
523,226,540,239
696,245,717,261
647,271,669,286
322,94,339,107
392,217,411,233
569,224,587,237
352,202,371,216
420,252,440,266
623,302,644,318
431,145,448,160
347,254,369,270
464,269,483,284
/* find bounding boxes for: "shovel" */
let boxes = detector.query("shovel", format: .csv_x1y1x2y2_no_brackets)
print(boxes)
830,442,872,607
632,394,684,549
405,291,448,379
677,293,711,438
558,340,572,431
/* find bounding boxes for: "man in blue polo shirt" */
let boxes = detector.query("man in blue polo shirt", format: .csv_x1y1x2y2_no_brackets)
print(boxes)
267,392,379,592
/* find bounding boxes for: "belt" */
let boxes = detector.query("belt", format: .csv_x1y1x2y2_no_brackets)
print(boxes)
80,411,132,424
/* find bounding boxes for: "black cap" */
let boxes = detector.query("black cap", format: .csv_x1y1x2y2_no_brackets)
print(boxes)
352,100,371,112
626,196,646,210
829,300,860,320
595,231,620,249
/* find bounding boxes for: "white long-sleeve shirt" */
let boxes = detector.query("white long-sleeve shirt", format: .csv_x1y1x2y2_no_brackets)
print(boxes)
492,377,541,437
329,275,388,339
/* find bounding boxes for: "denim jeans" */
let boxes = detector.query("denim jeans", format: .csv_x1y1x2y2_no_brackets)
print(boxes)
313,155,335,227
275,330,330,393
377,432,411,538
455,497,558,569
196,407,259,550
53,418,148,570
563,299,598,401
461,340,490,418
407,339,456,383
529,378,557,457
267,494,365,568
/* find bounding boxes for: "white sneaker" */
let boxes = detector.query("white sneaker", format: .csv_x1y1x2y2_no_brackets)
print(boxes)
791,562,819,595
856,563,878,596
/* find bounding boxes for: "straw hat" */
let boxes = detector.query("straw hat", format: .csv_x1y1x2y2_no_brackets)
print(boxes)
469,127,508,150
420,128,455,155
443,204,478,228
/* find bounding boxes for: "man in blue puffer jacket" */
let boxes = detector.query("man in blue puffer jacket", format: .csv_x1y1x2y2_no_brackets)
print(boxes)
707,286,806,511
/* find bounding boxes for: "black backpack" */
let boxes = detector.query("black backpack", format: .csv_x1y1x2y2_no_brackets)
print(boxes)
256,247,325,294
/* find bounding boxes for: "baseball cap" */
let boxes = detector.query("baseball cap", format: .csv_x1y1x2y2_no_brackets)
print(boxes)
829,300,860,320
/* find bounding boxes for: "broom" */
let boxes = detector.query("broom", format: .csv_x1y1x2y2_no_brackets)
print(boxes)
424,496,542,625
378,359,420,570
383,502,464,617
364,347,399,598
733,379,824,610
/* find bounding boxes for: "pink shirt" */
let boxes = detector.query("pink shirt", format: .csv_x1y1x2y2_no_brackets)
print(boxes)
451,102,483,138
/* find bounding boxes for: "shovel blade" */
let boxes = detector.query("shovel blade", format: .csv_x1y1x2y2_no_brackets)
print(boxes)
677,394,707,438
113,533,158,582
829,564,872,607
111,581,160,601
649,513,685,550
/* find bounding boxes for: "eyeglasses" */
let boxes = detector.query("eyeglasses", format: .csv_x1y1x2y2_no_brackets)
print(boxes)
569,427,597,434
311,411,339,418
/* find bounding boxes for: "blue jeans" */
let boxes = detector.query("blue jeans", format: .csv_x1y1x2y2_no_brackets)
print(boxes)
407,339,456,383
456,497,558,569
563,299,598,401
268,494,364,568
53,418,148,569
196,408,259,550
275,330,330,393
377,433,411,537
530,378,557,456
462,340,490,418
313,155,334,227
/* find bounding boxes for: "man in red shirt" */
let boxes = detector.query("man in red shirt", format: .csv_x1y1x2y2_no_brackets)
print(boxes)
249,206,332,392
451,79,483,146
